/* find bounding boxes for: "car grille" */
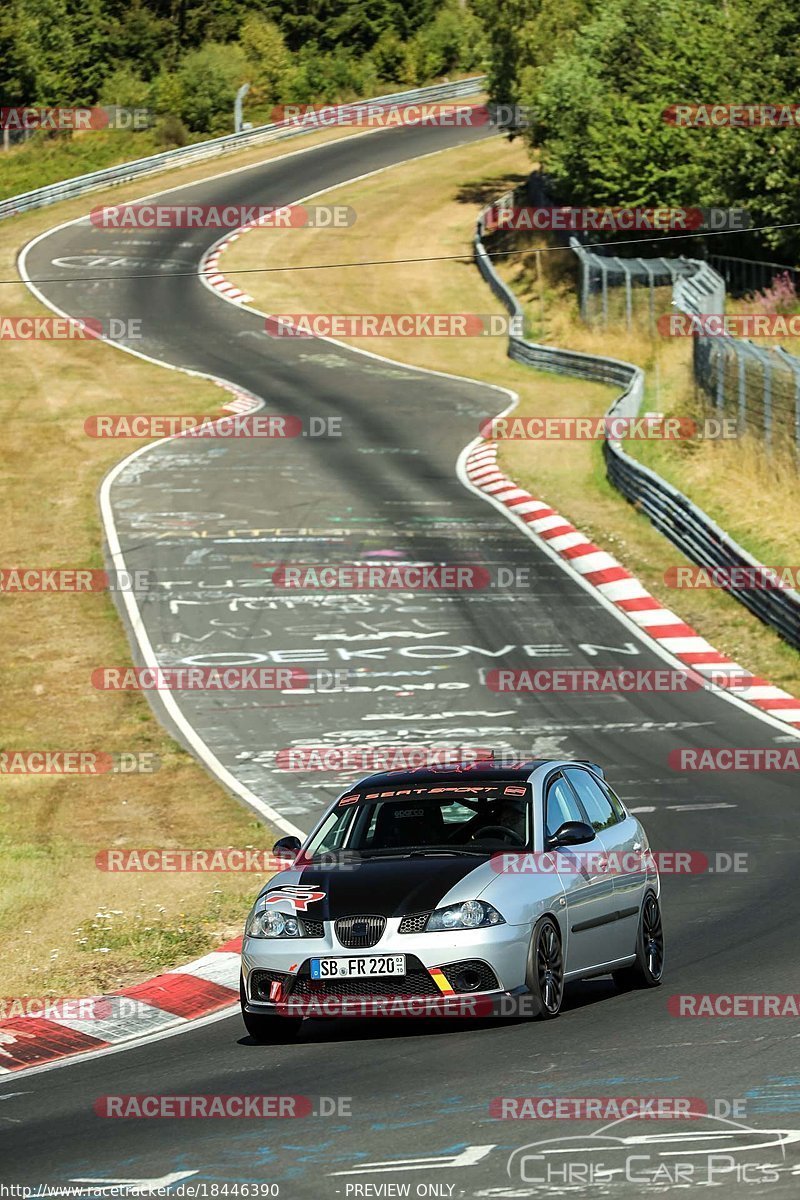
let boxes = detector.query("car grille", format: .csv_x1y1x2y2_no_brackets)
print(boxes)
249,969,287,1001
300,918,324,938
335,915,386,948
440,960,500,992
398,912,430,934
290,970,442,999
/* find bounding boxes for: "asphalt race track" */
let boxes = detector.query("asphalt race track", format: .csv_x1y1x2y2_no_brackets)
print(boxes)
6,119,800,1197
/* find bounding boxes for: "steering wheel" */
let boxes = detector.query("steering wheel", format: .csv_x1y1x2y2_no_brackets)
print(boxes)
470,824,525,846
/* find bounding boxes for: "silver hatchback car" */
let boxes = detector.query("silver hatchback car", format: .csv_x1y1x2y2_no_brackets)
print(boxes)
240,759,664,1041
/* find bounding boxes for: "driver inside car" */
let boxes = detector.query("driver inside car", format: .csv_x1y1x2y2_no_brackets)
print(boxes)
462,797,527,845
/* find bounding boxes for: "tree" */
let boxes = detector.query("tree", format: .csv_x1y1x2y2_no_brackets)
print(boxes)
239,14,291,101
160,40,248,133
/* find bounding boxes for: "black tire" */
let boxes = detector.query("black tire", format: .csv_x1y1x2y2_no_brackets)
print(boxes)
613,891,664,991
524,915,565,1019
240,975,302,1043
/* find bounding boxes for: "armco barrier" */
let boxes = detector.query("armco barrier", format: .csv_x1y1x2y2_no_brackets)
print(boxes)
0,76,486,221
474,200,800,651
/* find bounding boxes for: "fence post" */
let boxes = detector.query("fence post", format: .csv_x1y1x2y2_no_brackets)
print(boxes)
641,260,656,332
715,342,724,411
763,356,773,448
625,270,632,329
737,349,747,432
536,251,545,332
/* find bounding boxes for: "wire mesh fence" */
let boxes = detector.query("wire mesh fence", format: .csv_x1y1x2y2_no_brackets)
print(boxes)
693,337,800,448
571,237,800,453
570,237,698,329
709,254,800,299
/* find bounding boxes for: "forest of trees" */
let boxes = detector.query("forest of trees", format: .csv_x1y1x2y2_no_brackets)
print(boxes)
0,0,487,139
4,0,798,263
479,0,800,261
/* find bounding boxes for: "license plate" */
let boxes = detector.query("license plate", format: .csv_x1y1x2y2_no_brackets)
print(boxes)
310,955,406,979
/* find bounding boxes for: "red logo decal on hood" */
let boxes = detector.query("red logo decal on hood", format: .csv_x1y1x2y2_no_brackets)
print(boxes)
264,885,326,911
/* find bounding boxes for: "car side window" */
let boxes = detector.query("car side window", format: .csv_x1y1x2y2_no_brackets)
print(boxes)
310,809,354,853
545,774,585,839
564,768,618,831
598,779,627,822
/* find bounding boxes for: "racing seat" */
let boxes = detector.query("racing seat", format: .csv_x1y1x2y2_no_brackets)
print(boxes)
372,803,446,848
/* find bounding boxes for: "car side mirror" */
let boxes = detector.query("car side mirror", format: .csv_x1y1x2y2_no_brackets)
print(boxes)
273,835,302,858
547,820,596,848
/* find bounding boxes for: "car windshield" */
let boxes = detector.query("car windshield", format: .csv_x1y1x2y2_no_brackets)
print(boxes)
304,782,531,858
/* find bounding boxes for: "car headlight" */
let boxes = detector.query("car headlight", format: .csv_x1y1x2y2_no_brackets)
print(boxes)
426,900,505,931
245,906,300,938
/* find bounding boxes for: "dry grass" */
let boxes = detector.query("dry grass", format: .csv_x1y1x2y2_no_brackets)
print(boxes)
0,125,385,994
223,136,800,697
0,297,271,993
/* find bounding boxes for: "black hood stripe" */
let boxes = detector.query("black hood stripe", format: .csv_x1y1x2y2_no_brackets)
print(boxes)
297,856,484,920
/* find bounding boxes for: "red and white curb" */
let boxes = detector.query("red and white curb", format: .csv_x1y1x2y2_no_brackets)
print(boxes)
0,937,242,1072
202,233,252,305
465,441,800,728
217,382,261,415
201,213,292,306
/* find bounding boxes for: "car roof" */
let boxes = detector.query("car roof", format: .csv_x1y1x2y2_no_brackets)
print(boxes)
353,760,556,790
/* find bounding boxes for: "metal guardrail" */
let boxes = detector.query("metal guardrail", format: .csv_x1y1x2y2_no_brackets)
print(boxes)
474,202,800,652
672,259,726,316
0,76,486,221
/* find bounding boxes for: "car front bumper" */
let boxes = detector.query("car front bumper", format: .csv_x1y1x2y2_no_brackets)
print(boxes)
241,917,531,1016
